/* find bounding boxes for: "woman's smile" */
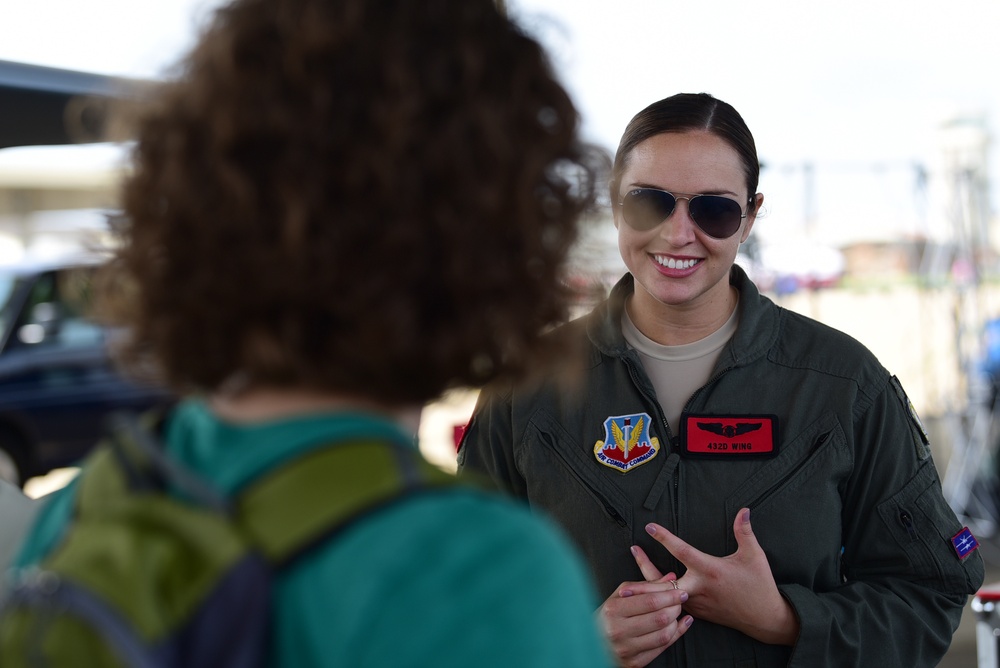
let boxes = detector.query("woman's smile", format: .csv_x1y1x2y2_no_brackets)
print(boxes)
615,130,758,339
652,254,702,273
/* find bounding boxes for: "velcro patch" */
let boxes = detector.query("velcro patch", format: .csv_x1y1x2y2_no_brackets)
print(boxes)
890,375,931,460
681,414,779,458
594,413,661,472
951,526,979,560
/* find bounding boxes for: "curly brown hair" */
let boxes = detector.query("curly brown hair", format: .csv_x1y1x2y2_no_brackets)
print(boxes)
104,0,601,406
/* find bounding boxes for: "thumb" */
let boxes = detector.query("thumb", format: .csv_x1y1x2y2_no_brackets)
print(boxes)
733,507,757,545
630,544,665,582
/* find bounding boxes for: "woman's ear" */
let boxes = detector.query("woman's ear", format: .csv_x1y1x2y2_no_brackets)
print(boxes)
740,193,764,243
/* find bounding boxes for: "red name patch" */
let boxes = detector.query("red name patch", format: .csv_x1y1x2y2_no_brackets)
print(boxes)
681,414,779,458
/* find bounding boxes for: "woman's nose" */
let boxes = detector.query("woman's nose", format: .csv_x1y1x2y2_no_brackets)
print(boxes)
658,199,698,244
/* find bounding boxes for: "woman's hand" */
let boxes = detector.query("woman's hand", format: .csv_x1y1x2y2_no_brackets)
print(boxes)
596,572,693,667
634,508,799,646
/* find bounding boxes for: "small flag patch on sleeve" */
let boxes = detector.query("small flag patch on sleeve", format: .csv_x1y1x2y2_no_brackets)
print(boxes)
951,526,979,560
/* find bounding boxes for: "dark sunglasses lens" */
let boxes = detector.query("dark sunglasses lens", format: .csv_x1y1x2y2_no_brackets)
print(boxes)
689,196,742,238
622,190,676,231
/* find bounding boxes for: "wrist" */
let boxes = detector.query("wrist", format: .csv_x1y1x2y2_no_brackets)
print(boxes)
748,597,799,646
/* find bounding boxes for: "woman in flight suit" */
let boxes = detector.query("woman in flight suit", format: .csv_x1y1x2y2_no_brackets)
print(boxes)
459,92,984,668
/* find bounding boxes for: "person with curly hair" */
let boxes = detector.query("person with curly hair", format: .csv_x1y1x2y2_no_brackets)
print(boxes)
7,0,615,665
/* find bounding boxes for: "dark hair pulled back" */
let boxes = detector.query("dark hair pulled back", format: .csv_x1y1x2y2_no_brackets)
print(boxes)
609,93,759,211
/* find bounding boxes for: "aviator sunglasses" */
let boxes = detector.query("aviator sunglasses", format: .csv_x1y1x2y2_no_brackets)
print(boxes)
619,188,751,239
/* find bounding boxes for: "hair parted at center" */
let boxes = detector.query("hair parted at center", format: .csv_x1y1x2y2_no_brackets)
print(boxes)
609,93,760,212
102,0,603,406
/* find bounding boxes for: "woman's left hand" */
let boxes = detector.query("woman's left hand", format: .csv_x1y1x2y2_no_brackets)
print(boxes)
633,508,800,646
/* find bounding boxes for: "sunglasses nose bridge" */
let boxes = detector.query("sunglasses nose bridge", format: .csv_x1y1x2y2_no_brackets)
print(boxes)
654,196,701,242
667,195,698,226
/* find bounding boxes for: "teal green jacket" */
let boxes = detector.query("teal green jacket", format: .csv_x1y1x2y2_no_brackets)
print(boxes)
15,400,612,667
460,267,984,667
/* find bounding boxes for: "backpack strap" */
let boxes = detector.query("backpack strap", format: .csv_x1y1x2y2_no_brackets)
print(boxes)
86,413,462,568
99,410,465,569
236,438,459,567
103,411,231,514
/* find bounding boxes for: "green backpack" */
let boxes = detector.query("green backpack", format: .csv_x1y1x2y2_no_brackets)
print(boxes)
0,411,460,668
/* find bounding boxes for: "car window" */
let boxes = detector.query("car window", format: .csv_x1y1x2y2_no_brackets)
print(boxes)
14,268,103,350
0,273,21,345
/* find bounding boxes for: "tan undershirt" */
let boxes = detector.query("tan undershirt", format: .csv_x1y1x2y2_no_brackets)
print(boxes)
622,301,739,436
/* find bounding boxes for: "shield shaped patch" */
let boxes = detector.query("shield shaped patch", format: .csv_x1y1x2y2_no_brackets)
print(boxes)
594,413,660,472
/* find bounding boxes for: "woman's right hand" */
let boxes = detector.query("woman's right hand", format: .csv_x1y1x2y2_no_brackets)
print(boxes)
596,569,693,668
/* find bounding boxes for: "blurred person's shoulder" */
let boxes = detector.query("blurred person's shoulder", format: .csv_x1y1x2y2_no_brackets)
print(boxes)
0,478,41,577
289,481,599,593
275,483,612,667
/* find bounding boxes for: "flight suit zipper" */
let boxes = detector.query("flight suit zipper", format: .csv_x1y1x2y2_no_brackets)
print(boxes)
622,354,675,517
604,503,627,527
676,363,736,507
899,510,917,539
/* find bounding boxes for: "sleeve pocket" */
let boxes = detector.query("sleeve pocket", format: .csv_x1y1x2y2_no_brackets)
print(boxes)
876,460,984,593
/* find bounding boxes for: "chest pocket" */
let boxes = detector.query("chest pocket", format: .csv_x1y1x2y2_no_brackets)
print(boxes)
724,412,851,587
521,410,633,528
517,410,636,596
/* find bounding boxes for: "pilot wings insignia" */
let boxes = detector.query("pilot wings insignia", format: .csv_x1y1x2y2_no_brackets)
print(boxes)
696,422,762,438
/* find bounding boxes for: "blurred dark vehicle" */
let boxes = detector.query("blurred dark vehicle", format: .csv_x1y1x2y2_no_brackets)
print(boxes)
0,60,166,487
0,256,172,486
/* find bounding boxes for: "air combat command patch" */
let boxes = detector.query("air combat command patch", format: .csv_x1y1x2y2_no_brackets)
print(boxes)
594,413,660,472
